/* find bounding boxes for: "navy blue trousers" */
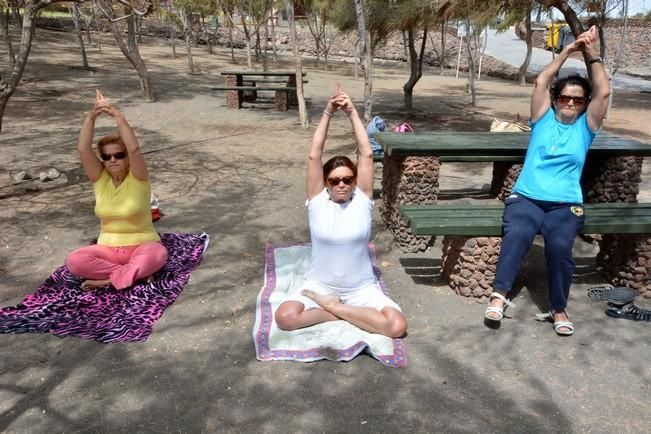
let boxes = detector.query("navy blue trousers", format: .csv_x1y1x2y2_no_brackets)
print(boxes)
493,193,585,312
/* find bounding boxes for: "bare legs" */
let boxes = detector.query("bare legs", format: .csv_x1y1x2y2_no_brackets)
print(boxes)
275,290,407,338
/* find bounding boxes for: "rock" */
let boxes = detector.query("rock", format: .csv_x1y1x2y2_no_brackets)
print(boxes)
12,171,28,182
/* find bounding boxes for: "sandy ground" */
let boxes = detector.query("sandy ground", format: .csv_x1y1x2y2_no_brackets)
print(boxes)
1,29,650,432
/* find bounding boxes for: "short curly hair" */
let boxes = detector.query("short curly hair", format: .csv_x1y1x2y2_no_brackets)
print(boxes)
551,74,592,103
96,134,126,155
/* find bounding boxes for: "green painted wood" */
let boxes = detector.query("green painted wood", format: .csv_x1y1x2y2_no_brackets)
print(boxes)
211,86,297,92
220,71,307,76
376,132,651,158
372,155,523,163
400,202,651,235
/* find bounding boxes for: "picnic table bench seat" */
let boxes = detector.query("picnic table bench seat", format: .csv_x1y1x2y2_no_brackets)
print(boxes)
399,202,651,299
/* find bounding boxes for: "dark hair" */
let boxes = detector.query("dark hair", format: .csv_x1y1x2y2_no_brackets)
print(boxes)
551,74,592,103
97,134,125,154
323,156,357,182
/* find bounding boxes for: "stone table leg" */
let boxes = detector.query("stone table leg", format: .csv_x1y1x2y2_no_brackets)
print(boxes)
597,234,651,298
274,91,289,111
287,76,298,107
224,74,242,109
442,236,502,300
380,154,440,252
582,155,643,203
490,162,522,200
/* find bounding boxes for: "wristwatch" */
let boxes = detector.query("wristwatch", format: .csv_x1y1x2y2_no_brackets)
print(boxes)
589,57,603,64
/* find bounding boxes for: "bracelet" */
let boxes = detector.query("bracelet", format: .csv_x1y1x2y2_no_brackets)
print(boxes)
589,57,603,64
323,110,334,118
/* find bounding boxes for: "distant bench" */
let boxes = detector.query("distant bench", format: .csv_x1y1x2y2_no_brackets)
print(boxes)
218,70,307,111
399,202,651,298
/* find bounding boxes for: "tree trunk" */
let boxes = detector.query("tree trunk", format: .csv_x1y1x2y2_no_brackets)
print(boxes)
440,20,446,75
92,0,101,52
182,10,194,73
518,13,532,85
168,0,177,58
111,14,154,101
465,23,477,107
285,0,308,128
239,5,253,69
269,6,278,65
402,30,408,62
0,4,37,132
403,26,427,110
262,2,269,71
70,3,89,69
353,0,372,122
1,9,15,68
136,15,143,43
537,0,591,68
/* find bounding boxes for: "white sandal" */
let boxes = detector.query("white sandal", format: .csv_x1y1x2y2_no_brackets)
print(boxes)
485,292,514,322
535,311,575,336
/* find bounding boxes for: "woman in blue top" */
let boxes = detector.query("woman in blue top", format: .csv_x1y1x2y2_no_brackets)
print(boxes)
485,26,610,335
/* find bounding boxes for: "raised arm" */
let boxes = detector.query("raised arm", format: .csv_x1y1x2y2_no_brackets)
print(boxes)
307,94,339,199
78,105,105,183
97,91,149,181
335,93,373,199
583,26,610,131
530,29,593,122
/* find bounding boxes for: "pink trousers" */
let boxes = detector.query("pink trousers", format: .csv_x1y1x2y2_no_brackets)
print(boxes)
65,242,168,290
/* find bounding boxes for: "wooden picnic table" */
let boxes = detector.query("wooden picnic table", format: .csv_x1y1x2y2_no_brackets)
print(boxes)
218,70,307,110
375,131,651,252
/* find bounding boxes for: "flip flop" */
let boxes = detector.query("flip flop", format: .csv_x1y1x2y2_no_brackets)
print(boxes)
587,285,636,306
605,302,651,322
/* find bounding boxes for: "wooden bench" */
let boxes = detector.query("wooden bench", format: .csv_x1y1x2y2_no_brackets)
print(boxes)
400,202,651,299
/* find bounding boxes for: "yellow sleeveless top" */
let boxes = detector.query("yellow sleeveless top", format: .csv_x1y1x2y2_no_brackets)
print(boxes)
94,170,160,247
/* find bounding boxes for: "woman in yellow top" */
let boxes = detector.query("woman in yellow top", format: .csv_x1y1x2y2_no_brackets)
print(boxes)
65,91,168,291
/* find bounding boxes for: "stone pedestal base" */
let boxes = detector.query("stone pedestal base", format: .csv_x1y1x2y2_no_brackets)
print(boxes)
274,91,289,111
582,155,643,203
224,74,241,109
490,162,522,200
441,236,501,300
381,154,440,252
597,234,651,298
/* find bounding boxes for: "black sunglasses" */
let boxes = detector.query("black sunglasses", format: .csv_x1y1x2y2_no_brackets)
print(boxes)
327,176,355,186
557,95,588,105
100,151,127,161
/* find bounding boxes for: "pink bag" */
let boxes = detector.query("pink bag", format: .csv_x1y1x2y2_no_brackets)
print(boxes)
393,122,414,133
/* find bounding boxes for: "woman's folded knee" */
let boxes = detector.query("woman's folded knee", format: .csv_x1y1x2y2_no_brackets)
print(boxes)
386,315,408,338
275,306,298,330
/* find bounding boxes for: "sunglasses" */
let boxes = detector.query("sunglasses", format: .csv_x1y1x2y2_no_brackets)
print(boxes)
100,151,127,161
327,176,355,186
557,95,588,105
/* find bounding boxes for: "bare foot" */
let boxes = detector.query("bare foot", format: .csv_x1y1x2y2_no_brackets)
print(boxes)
301,289,341,311
81,279,111,292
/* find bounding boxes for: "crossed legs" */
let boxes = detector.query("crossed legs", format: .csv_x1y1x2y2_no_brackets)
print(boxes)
66,242,168,291
275,285,407,338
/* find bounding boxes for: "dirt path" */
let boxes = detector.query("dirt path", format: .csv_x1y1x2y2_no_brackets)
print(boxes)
1,29,650,432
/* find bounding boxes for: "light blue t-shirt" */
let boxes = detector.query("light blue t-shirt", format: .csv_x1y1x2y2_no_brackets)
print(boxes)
512,107,597,203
